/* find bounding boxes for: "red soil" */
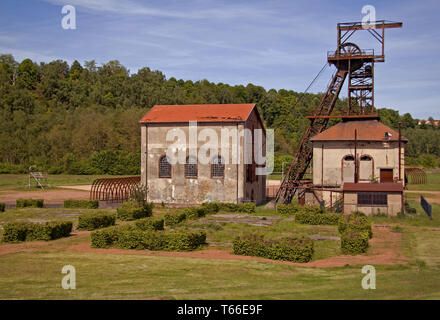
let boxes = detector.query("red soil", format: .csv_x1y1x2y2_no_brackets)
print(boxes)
0,189,89,205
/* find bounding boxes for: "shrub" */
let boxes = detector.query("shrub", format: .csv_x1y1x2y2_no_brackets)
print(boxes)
341,230,369,255
90,225,128,248
295,212,340,225
163,231,207,251
276,204,302,216
1,221,72,243
164,212,187,227
116,201,153,221
0,202,5,212
233,234,314,263
237,202,256,213
78,212,116,230
16,199,44,208
63,199,99,209
183,207,207,220
200,202,220,214
214,202,256,213
135,217,164,231
338,211,373,238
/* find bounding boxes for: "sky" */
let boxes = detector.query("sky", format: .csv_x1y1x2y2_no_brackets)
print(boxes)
0,0,439,119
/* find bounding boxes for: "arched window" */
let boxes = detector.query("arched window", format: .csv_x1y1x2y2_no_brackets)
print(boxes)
185,156,197,178
211,156,224,178
360,155,374,181
342,154,355,183
360,155,372,161
344,155,355,161
159,155,171,178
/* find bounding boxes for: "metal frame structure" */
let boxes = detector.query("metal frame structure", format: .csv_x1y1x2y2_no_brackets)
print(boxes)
90,176,141,203
275,20,402,204
405,168,427,185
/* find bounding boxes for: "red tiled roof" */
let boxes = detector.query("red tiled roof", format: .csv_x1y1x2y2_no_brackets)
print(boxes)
343,182,404,192
139,104,256,123
310,120,408,142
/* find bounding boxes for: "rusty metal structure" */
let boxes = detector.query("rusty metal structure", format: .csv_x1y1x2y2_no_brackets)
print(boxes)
405,168,427,185
276,20,403,204
90,176,141,203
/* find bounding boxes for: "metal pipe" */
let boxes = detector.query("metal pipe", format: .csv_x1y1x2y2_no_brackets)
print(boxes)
354,129,358,183
398,122,402,183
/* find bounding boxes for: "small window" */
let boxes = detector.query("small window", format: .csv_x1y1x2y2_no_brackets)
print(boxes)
159,155,171,178
361,155,372,161
357,192,387,206
211,156,224,178
344,155,355,161
185,156,197,178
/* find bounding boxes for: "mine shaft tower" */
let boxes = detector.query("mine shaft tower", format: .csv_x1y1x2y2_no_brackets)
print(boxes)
275,20,403,204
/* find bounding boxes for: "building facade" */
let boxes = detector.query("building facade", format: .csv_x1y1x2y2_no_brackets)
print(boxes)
139,104,266,205
306,117,407,216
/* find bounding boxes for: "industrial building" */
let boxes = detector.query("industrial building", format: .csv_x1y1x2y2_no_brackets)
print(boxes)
139,104,266,205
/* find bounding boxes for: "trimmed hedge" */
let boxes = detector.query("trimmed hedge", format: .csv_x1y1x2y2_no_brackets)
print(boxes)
233,234,314,263
63,199,99,209
91,225,206,251
213,202,256,213
116,201,153,221
340,230,369,255
16,199,44,208
183,207,207,220
78,212,116,230
295,212,341,225
0,202,5,212
1,221,72,243
338,211,373,239
135,217,164,231
200,202,220,214
164,212,187,227
276,204,302,216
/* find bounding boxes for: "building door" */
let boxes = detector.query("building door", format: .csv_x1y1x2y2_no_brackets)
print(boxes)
380,169,393,183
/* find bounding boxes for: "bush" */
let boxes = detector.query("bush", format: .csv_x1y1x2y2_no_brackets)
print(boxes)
0,202,5,212
90,225,126,248
164,212,187,227
63,199,99,209
341,230,369,255
1,221,72,243
183,207,207,220
116,201,153,221
200,202,220,214
117,229,206,251
233,234,314,263
276,204,302,215
338,211,373,239
214,202,256,213
135,217,164,231
295,212,340,225
78,212,116,230
16,199,44,208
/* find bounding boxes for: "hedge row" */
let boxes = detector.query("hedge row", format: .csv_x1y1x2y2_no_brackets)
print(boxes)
16,199,44,208
164,212,187,227
233,234,314,263
91,225,206,251
214,202,256,213
0,202,5,212
116,201,153,221
1,221,72,243
338,211,373,239
295,212,341,225
164,204,220,227
63,199,99,209
340,230,369,255
276,204,303,216
78,212,116,230
135,217,164,231
338,211,372,255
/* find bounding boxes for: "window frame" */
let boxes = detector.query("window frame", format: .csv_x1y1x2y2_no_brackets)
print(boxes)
158,155,172,178
357,192,387,206
211,155,225,179
184,155,198,179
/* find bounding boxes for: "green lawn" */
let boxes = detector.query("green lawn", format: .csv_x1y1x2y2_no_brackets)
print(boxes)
406,169,440,191
0,174,130,191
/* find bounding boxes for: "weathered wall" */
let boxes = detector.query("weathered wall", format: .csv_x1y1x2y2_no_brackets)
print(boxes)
141,122,250,205
343,192,402,216
312,141,405,187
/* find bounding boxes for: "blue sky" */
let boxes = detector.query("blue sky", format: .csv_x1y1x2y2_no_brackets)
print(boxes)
0,0,439,119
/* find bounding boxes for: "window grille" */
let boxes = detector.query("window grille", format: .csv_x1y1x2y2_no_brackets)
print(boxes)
159,155,171,178
211,156,224,178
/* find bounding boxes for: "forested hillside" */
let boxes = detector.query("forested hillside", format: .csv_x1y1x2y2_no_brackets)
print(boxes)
0,54,438,175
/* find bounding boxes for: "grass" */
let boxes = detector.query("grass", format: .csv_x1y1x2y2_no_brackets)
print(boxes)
406,169,440,191
0,174,130,191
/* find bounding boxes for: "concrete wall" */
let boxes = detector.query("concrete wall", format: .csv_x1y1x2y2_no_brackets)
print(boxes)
312,140,405,187
140,121,267,205
343,192,402,216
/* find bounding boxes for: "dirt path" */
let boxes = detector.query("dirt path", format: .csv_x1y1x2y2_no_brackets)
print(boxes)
0,189,89,205
0,226,407,268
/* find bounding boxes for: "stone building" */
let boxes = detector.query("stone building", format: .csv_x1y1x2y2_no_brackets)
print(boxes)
139,104,266,205
306,116,407,216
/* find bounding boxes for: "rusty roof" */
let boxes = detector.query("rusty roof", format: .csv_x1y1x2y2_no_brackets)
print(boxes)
310,119,408,142
139,104,256,123
343,182,404,192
